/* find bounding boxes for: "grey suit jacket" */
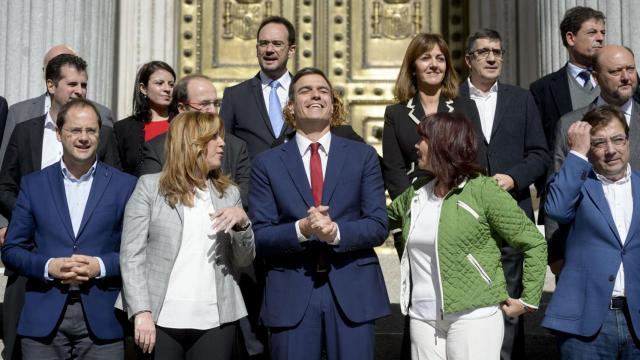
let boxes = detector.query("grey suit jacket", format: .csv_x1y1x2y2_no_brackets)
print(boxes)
0,93,114,166
116,173,254,324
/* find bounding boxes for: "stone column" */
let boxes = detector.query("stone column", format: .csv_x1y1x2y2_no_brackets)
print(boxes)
115,0,178,119
0,0,116,109
537,0,640,78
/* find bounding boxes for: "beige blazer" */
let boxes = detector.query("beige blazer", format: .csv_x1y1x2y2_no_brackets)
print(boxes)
115,173,254,324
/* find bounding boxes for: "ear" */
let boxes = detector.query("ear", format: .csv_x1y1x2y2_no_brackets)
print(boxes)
287,44,296,58
56,129,62,143
139,82,147,96
464,54,472,69
177,103,187,113
46,79,56,96
565,32,576,47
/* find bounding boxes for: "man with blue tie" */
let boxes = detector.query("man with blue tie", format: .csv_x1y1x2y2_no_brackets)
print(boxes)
249,68,391,359
1,98,137,358
544,105,640,357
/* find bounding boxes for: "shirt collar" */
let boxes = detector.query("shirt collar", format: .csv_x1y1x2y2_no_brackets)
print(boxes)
44,93,52,114
467,78,498,97
44,111,56,130
595,164,632,185
596,97,633,117
260,71,292,91
295,131,332,157
60,159,97,182
567,62,591,80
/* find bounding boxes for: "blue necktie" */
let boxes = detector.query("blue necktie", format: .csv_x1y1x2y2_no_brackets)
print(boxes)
269,80,284,136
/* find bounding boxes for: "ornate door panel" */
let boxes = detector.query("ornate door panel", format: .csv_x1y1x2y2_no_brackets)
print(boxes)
178,0,466,153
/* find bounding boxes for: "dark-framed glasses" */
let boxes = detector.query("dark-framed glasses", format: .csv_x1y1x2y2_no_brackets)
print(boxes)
257,40,287,50
590,135,628,150
185,99,222,111
468,48,506,60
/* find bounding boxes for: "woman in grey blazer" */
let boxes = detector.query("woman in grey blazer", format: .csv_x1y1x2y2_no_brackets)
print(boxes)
117,111,255,359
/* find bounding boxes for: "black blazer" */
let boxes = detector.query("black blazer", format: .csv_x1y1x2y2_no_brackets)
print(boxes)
459,81,550,219
113,115,147,175
0,96,7,147
137,132,251,208
0,115,120,223
220,73,291,159
381,94,485,199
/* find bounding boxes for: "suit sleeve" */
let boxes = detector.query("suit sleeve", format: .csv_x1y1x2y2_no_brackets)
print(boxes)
481,178,547,306
1,180,48,281
382,106,411,199
120,177,154,318
234,140,251,209
220,88,236,135
0,106,18,169
98,126,122,171
249,156,307,257
333,146,388,252
387,190,408,259
0,127,24,227
227,186,255,267
544,153,591,224
503,93,551,192
137,140,163,177
553,115,571,172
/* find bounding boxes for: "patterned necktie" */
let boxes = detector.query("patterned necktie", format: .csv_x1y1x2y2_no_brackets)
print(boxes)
269,80,284,136
578,70,594,91
310,143,323,206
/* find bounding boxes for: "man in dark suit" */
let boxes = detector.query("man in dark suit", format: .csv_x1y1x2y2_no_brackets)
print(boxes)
220,16,296,159
138,74,250,206
0,45,113,165
1,98,136,358
459,29,550,360
544,106,640,357
249,68,390,359
0,54,120,360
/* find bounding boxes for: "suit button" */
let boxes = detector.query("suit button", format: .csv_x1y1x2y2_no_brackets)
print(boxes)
609,275,615,281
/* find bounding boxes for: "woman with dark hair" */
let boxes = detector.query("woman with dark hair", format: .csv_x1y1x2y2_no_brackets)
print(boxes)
383,33,485,199
117,111,254,358
388,112,546,359
114,61,176,175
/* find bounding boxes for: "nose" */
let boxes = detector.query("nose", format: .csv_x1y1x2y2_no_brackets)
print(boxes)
595,32,604,42
415,142,420,150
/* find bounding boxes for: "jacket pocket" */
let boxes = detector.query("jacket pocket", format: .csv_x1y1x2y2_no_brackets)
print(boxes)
466,254,492,286
457,200,480,220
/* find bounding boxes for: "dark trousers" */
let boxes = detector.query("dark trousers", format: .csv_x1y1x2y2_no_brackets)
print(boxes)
500,246,525,360
151,323,237,360
20,299,123,359
2,273,27,360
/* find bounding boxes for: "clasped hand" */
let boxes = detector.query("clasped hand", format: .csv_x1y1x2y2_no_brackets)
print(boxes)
210,207,249,233
48,254,100,284
301,205,337,242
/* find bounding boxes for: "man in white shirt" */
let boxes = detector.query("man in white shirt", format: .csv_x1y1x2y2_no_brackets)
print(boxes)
459,29,550,360
544,105,640,358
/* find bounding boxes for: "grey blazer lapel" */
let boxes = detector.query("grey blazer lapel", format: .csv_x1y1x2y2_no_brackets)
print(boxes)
629,101,640,169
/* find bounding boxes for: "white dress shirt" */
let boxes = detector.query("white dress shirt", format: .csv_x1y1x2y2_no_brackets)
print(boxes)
41,112,63,169
468,79,498,142
567,62,597,88
293,131,340,244
157,187,220,329
260,71,291,115
596,97,633,125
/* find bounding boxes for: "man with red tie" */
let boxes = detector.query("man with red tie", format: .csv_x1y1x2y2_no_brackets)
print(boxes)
249,67,391,359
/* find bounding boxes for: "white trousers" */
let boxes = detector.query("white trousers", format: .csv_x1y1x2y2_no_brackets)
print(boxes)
410,310,504,360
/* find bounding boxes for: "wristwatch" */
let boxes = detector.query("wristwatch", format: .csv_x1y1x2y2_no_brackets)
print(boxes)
233,221,251,232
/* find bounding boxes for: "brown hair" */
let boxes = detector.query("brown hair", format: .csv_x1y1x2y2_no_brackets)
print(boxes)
417,112,483,192
159,111,233,207
56,98,102,130
582,105,629,137
394,33,459,103
283,67,347,129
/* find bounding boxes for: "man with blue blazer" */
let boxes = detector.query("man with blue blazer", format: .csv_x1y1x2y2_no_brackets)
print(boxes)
544,105,640,357
460,29,550,360
1,99,137,358
249,68,390,359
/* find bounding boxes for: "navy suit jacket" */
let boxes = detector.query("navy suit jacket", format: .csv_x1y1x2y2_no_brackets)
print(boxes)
1,162,137,339
543,154,640,336
459,81,550,219
220,73,291,159
249,135,390,327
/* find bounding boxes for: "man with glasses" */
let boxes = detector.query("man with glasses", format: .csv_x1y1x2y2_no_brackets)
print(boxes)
220,16,296,159
1,98,136,359
137,74,250,207
459,29,550,360
544,105,640,358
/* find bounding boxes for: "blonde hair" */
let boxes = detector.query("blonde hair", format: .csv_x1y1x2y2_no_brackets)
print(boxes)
393,33,459,103
159,111,233,207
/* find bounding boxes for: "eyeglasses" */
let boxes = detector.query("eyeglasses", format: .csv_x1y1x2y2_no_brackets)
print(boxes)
62,127,99,137
468,48,506,60
257,40,287,50
184,99,222,111
590,135,628,150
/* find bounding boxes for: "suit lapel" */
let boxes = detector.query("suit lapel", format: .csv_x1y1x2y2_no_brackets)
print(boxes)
405,95,425,125
76,163,110,237
584,176,622,245
251,75,276,138
437,96,455,113
30,116,45,170
550,65,573,115
625,172,640,245
280,138,314,208
491,83,508,139
322,136,347,205
628,101,640,169
46,163,75,240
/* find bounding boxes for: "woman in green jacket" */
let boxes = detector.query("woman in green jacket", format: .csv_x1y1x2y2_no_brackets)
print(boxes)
388,112,547,359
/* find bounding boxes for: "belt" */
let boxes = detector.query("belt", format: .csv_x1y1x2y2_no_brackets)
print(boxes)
68,290,82,303
610,297,626,310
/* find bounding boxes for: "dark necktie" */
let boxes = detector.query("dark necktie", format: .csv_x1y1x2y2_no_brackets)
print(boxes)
310,143,327,272
578,70,594,90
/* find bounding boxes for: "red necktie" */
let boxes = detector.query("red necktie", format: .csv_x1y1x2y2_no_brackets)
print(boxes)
310,143,323,206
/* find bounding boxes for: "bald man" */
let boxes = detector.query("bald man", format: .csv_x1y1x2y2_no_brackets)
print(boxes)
0,45,114,163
